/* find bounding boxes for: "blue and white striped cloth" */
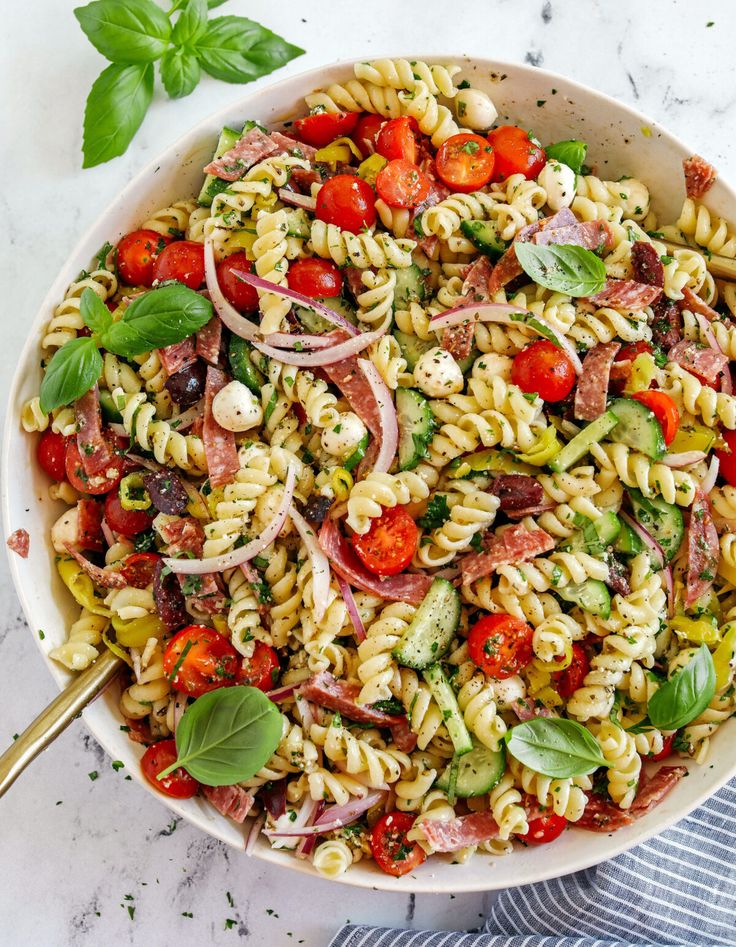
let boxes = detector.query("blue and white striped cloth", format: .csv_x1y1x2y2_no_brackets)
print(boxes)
329,779,735,947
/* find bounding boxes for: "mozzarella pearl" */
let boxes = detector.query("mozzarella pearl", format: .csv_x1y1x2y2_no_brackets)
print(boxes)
414,347,464,397
51,506,80,555
320,412,367,459
455,88,498,131
538,160,577,212
211,380,263,432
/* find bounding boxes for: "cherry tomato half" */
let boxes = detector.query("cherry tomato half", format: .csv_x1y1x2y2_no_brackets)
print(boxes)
287,258,343,298
141,739,200,799
240,641,280,691
117,229,170,287
163,625,241,698
511,340,576,402
519,813,568,845
649,732,676,761
376,117,418,164
353,113,385,157
487,125,546,182
435,133,496,193
315,175,376,233
65,435,128,495
37,430,67,481
376,158,430,209
352,506,419,577
294,110,359,148
152,240,205,289
370,811,427,877
216,252,259,313
121,552,161,589
716,430,736,487
467,613,534,679
104,490,154,538
631,390,680,446
552,642,590,699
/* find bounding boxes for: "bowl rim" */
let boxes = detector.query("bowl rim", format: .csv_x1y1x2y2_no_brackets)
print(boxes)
4,53,736,894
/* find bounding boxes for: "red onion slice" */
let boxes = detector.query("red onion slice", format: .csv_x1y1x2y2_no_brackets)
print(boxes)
296,800,325,858
269,795,319,851
429,301,583,373
100,518,116,548
291,506,331,624
277,187,317,212
336,574,366,642
230,268,358,337
249,313,391,367
701,455,720,495
662,450,707,468
266,790,386,837
620,510,665,570
163,466,296,574
204,239,261,342
244,812,266,855
170,400,204,432
357,359,397,473
265,683,298,702
264,331,338,350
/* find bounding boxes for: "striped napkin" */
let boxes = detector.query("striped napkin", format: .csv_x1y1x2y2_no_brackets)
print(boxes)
329,778,735,947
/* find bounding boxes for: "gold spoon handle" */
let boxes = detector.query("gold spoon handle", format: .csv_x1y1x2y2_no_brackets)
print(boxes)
0,650,124,799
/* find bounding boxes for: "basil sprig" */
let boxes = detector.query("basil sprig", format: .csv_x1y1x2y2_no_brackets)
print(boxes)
515,242,607,297
545,139,588,175
157,686,283,786
74,0,304,167
628,644,716,733
505,717,608,778
39,284,212,413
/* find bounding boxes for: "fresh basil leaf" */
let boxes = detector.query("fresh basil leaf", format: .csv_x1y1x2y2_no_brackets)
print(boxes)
207,0,229,7
80,287,113,335
194,16,303,84
82,63,154,168
74,0,171,63
505,717,607,778
39,337,103,413
160,47,201,99
171,0,208,46
515,242,607,297
545,139,588,175
159,686,283,786
100,283,213,357
648,644,716,731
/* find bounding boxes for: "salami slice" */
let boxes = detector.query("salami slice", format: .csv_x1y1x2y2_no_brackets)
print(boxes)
195,317,223,367
179,572,228,614
680,287,722,323
75,386,113,477
299,671,413,737
158,339,197,377
509,698,555,722
318,518,432,604
576,795,635,832
683,155,717,200
685,488,719,607
269,131,318,163
420,811,501,852
489,474,544,512
586,279,662,311
533,220,614,253
460,524,555,584
154,514,205,557
77,499,104,553
203,366,239,488
442,322,475,361
6,528,29,559
289,167,322,193
203,127,279,182
574,341,621,421
668,339,728,384
63,543,126,589
629,765,687,816
631,241,665,288
461,256,494,301
203,785,254,823
650,297,683,351
487,208,583,294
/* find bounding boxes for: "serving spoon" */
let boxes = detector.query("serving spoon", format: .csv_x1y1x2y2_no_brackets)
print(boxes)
0,650,124,799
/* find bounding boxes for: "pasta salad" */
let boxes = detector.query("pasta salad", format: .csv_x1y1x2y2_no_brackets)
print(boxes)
14,57,736,880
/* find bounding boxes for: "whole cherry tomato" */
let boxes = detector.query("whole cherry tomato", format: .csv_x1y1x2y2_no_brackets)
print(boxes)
352,506,419,577
519,813,568,845
162,625,241,697
376,116,419,163
216,252,259,312
631,390,680,446
370,812,427,877
467,613,534,679
287,258,343,298
104,490,154,537
315,175,376,233
117,229,170,287
375,159,430,209
37,430,67,481
141,739,200,799
435,133,496,193
552,642,590,699
511,340,576,402
239,641,280,691
152,240,205,289
294,110,359,148
487,125,546,181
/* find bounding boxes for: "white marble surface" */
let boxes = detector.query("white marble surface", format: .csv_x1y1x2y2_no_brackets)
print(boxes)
2,1,736,944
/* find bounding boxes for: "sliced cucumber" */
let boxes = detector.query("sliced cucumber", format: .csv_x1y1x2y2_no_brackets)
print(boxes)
285,208,310,239
295,296,357,334
99,388,123,423
198,122,255,207
447,447,534,479
557,578,611,618
393,263,428,311
392,578,460,669
393,330,433,372
422,663,473,756
562,511,620,557
548,410,619,472
459,219,506,259
397,388,435,471
627,488,684,563
435,739,505,797
228,337,265,394
608,397,666,461
614,520,644,556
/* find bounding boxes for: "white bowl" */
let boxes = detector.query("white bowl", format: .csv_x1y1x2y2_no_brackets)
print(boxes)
3,56,735,893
